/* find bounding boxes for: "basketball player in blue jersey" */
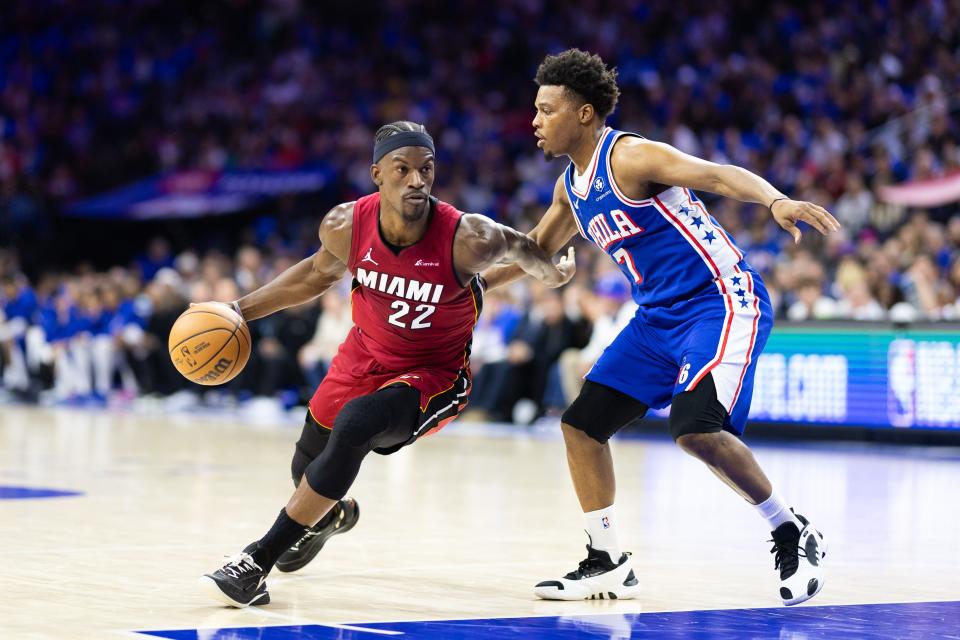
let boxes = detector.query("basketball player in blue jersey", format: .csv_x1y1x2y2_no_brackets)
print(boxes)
484,49,841,606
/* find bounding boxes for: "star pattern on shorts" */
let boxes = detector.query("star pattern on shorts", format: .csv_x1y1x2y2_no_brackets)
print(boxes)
703,230,717,244
690,215,704,228
731,276,742,286
736,288,746,297
739,299,750,308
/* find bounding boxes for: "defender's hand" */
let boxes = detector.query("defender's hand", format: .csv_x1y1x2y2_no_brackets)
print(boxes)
553,246,576,287
772,199,841,244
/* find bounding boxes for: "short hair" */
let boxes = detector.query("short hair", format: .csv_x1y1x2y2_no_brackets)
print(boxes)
535,49,620,120
374,121,429,144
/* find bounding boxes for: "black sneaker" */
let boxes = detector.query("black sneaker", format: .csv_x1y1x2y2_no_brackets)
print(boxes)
770,513,827,606
534,545,640,600
198,552,270,607
275,497,360,573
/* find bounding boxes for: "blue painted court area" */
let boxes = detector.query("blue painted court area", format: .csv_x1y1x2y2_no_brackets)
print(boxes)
0,485,83,499
140,600,960,639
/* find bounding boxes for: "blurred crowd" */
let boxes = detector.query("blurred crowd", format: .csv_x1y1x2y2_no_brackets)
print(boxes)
2,0,960,414
0,242,635,424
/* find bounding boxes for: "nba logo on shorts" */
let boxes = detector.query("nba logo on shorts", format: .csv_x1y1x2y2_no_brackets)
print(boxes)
601,516,610,529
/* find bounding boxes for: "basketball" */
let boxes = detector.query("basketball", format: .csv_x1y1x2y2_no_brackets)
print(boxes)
168,302,251,385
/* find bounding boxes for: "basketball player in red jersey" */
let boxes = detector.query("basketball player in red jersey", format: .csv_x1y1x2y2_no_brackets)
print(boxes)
199,121,576,607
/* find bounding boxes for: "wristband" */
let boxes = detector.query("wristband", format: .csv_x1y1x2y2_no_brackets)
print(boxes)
230,300,245,320
768,196,788,211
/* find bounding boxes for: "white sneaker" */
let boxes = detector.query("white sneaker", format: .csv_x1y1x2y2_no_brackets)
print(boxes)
534,545,640,601
770,513,827,606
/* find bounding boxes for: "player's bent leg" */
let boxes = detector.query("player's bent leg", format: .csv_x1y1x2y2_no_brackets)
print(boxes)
671,374,770,502
535,381,647,601
200,387,420,606
670,373,827,605
276,387,418,573
281,411,361,572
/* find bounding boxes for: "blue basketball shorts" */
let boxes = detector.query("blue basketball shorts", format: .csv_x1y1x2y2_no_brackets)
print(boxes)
585,265,773,435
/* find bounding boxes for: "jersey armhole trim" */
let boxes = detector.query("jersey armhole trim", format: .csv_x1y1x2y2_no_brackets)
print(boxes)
605,133,658,207
346,198,364,271
450,213,469,289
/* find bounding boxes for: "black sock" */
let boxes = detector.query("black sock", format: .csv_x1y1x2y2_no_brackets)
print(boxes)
249,508,309,573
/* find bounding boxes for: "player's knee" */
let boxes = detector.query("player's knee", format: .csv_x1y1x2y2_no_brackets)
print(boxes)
302,448,359,500
561,381,647,444
669,373,728,447
675,431,725,464
291,412,332,486
331,394,391,450
291,445,311,487
561,407,612,444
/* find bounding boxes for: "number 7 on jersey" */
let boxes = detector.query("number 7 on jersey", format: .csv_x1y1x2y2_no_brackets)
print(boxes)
613,247,642,284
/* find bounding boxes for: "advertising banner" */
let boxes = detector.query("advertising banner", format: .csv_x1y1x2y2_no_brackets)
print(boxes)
750,325,960,429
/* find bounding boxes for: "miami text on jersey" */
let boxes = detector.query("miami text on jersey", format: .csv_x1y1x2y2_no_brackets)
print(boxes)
356,267,444,304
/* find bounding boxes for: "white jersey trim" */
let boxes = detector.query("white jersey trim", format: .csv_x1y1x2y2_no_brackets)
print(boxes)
684,265,763,414
604,132,656,206
681,188,744,262
729,268,761,410
569,127,613,199
650,190,724,279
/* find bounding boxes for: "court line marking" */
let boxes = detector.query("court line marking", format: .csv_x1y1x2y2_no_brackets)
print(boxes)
332,598,960,627
130,605,405,637
246,608,403,635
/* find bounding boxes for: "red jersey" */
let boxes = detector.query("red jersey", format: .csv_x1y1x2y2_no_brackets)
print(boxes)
345,192,483,374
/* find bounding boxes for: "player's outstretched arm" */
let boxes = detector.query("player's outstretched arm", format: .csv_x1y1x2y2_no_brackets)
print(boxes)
480,175,579,290
233,203,353,321
455,213,575,289
612,138,842,244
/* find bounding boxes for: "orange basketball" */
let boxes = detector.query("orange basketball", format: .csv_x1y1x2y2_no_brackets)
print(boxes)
168,302,252,385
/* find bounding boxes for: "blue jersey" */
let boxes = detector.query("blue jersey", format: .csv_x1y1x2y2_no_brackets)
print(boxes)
564,127,745,307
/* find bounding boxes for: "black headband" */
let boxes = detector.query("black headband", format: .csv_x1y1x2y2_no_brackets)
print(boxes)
372,131,436,164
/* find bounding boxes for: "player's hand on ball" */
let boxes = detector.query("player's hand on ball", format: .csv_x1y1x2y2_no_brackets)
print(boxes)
554,246,576,286
188,300,245,320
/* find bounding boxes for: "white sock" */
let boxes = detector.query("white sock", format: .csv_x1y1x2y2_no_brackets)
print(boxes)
755,490,803,531
584,505,622,560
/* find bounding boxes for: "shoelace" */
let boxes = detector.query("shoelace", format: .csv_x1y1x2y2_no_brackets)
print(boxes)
566,558,602,579
565,551,624,580
769,537,808,577
290,528,319,550
221,552,262,579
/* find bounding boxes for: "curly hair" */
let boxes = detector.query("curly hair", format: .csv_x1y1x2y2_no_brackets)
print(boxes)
374,121,429,143
535,49,620,120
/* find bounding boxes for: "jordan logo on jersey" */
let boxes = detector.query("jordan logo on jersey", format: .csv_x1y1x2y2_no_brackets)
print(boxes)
361,248,379,266
356,267,444,303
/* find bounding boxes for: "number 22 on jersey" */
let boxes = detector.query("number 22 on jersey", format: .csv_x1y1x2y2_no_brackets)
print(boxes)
388,301,435,329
